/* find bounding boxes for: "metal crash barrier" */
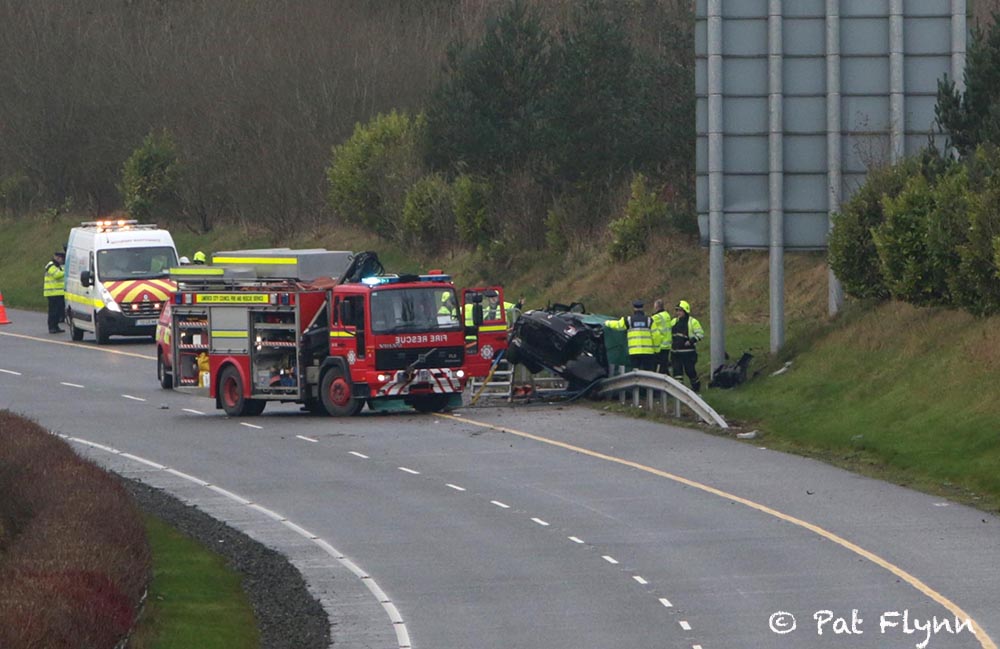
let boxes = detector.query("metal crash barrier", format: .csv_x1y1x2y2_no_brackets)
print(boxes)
595,368,728,428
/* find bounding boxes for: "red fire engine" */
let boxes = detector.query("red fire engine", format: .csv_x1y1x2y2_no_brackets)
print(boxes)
156,249,509,417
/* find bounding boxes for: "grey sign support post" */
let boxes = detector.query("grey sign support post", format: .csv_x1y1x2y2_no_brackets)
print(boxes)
707,0,725,375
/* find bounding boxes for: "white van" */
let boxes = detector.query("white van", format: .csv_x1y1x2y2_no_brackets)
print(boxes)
64,220,178,344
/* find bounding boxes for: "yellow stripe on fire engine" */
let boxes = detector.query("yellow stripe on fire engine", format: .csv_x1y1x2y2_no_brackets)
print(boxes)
211,330,249,338
169,267,224,276
212,256,298,265
479,325,507,332
195,293,270,304
330,330,355,338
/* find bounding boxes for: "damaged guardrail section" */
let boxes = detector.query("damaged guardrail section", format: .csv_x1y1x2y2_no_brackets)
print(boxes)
0,410,151,648
596,369,729,428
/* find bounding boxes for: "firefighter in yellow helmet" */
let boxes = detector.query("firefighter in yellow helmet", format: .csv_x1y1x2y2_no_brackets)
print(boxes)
192,251,207,265
670,300,704,392
605,299,656,371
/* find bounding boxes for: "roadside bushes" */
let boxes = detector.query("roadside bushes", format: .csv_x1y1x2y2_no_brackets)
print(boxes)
829,146,1000,316
0,410,150,649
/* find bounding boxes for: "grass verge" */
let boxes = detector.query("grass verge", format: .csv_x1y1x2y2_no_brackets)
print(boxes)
128,515,259,649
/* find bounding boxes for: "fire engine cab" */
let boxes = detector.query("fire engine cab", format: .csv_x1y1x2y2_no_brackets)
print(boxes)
157,249,503,417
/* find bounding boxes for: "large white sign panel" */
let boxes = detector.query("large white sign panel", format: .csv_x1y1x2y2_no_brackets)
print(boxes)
695,0,965,249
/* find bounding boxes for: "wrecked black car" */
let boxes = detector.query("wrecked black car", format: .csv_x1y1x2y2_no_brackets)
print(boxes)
505,303,615,392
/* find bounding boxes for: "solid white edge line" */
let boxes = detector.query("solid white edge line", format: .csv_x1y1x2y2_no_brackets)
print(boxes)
64,438,410,648
602,555,619,565
207,484,252,505
491,500,510,509
679,620,692,631
61,382,84,388
240,422,263,429
660,598,673,608
398,467,420,475
121,394,146,401
693,645,704,649
165,468,209,486
296,435,319,443
182,408,205,415
531,517,549,527
568,536,584,544
446,483,466,491
119,452,165,469
633,576,648,585
0,368,22,375
349,451,369,459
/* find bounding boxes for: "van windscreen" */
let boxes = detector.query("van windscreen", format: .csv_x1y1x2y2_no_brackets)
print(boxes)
97,247,177,280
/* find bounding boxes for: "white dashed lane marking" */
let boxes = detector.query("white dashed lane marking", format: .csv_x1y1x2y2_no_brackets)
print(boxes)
0,369,22,375
531,517,549,527
182,408,205,415
398,467,420,475
633,576,648,585
296,435,318,443
660,598,673,608
602,555,619,565
446,483,466,492
240,422,263,430
349,451,369,459
491,500,510,509
121,394,146,402
61,381,84,388
679,620,692,631
568,536,584,544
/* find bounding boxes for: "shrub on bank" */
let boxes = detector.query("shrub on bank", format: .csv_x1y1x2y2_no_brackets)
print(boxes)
0,410,151,649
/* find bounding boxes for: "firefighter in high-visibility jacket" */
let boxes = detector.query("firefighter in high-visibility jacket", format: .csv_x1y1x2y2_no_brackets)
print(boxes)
670,300,704,392
605,300,656,371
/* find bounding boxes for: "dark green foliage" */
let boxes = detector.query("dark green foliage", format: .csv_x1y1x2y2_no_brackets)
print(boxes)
120,130,181,222
401,173,455,252
608,173,669,261
326,111,426,239
0,172,33,217
874,171,961,305
952,146,1000,315
425,1,553,175
935,12,1000,155
452,174,493,248
828,160,921,300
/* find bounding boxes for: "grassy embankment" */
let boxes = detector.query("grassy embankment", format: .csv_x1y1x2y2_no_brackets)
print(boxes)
128,516,259,649
4,213,998,520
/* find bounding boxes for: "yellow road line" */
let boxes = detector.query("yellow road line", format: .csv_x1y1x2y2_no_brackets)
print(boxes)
437,412,996,649
0,331,155,360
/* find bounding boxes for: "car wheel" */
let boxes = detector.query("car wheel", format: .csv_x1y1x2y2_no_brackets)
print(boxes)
320,368,362,417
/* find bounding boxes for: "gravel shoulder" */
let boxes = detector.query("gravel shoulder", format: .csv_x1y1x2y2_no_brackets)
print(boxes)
122,478,330,649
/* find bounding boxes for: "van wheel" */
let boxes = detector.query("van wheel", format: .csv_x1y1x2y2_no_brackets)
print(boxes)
94,316,109,345
68,312,83,342
157,352,172,389
320,368,362,417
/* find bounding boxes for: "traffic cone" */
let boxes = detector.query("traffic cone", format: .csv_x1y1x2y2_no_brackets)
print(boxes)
0,291,10,325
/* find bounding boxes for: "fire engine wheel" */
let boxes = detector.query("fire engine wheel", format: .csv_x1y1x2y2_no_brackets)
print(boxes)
320,368,362,417
157,352,172,389
410,394,449,413
219,366,266,417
